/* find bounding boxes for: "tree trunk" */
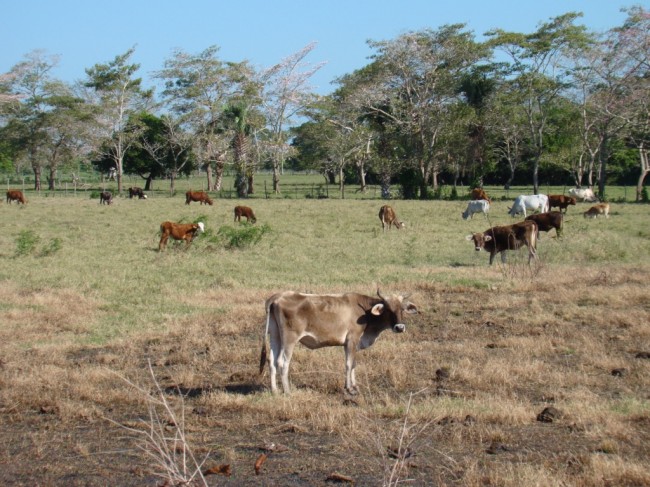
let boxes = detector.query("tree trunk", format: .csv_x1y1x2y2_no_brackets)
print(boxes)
32,164,42,191
48,166,57,191
339,166,345,199
636,147,649,202
532,156,540,195
598,135,608,200
214,156,225,191
272,160,281,194
357,161,367,193
205,163,213,192
144,174,153,191
380,171,391,199
247,172,255,195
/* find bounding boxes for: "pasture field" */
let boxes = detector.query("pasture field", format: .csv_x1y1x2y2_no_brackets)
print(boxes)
0,193,649,486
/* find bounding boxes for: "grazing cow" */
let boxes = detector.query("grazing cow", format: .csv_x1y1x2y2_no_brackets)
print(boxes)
466,220,538,265
507,194,549,218
6,190,26,204
379,205,405,231
185,190,213,206
525,211,564,238
99,191,113,205
158,221,205,251
234,205,256,223
548,194,576,213
260,290,418,395
584,203,610,219
128,187,147,199
568,187,598,202
470,187,491,203
462,200,490,220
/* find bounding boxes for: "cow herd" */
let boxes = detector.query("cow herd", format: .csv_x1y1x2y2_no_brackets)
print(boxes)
3,185,613,395
459,187,610,266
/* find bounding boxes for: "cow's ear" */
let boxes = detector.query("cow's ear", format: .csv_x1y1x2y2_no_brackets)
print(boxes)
404,303,418,314
484,235,492,242
371,303,384,316
465,234,474,241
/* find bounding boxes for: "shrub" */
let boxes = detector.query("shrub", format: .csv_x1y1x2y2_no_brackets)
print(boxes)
213,224,270,249
15,230,40,256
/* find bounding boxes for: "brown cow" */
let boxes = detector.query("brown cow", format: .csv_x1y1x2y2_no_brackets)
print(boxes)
185,190,213,206
128,187,147,199
260,290,418,394
159,221,205,251
234,205,256,223
548,194,576,213
379,205,405,232
525,211,563,238
470,187,491,203
6,190,26,204
584,203,610,219
466,220,538,265
99,191,113,205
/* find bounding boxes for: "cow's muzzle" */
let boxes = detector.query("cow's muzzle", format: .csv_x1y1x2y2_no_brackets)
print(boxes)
393,323,406,333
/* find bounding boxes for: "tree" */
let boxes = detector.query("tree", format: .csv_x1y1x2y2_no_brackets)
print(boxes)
361,25,488,198
85,47,152,194
487,13,592,193
1,50,60,189
141,114,195,195
259,42,324,193
156,47,255,192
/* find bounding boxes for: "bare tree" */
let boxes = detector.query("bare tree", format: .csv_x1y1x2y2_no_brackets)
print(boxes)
260,42,325,194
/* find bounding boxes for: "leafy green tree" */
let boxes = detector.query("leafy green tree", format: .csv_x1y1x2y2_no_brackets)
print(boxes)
486,13,593,194
156,47,255,192
84,47,153,194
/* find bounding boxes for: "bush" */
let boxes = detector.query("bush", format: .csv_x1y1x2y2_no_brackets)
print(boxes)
15,231,62,257
212,224,271,249
15,230,40,256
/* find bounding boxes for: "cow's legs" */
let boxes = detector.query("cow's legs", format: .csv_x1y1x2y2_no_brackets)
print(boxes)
344,341,359,395
159,234,169,251
279,341,296,394
268,320,281,394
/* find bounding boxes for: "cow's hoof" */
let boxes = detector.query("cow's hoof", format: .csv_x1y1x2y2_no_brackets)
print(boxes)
345,387,359,396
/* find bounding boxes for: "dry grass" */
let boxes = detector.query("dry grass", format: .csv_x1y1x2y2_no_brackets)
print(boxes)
0,194,649,485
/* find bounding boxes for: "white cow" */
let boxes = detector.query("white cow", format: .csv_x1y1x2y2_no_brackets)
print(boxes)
507,194,549,218
462,200,490,220
568,187,598,202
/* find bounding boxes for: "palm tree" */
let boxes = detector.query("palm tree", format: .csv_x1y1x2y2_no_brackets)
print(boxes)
224,103,250,198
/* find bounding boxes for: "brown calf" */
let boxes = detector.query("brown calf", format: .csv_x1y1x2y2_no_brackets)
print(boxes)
99,191,113,205
185,190,213,206
470,187,491,203
234,206,256,223
128,187,147,199
525,211,564,238
466,220,538,265
548,194,576,213
6,190,27,204
584,203,610,219
379,205,405,232
159,221,205,251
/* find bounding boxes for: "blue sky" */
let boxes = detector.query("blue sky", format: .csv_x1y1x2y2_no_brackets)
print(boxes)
2,1,640,95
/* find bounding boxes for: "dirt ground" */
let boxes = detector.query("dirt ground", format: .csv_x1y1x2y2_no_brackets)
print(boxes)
1,268,650,486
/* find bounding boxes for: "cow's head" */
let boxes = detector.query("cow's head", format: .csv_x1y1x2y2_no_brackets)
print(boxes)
466,233,491,251
197,222,205,233
568,197,576,205
372,291,418,333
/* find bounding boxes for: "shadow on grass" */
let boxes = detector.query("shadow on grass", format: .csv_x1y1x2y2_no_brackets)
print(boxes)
164,383,264,397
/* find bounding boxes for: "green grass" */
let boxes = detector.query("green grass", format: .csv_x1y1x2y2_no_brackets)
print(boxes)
1,193,649,347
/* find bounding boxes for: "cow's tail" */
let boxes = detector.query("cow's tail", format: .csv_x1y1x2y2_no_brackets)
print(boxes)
259,299,272,375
